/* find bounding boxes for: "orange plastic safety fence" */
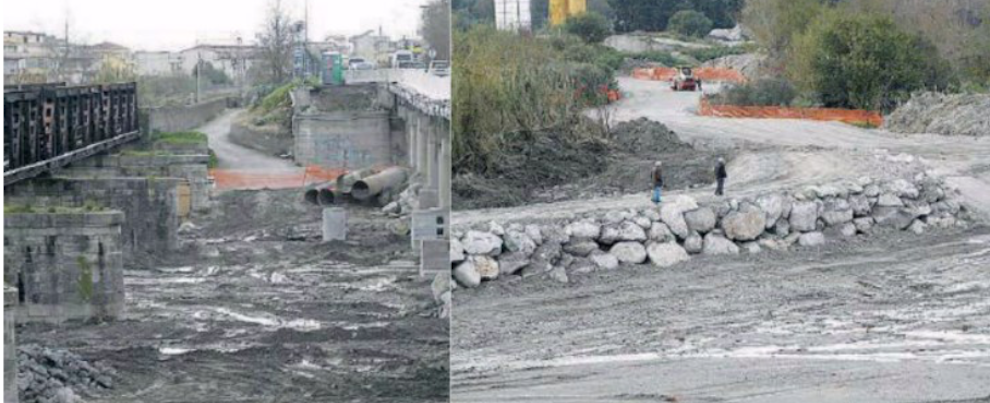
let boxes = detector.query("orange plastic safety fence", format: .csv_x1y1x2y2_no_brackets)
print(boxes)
698,98,884,127
631,67,747,83
210,166,348,190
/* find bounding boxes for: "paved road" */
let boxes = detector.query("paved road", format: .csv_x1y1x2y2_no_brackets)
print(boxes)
197,109,299,172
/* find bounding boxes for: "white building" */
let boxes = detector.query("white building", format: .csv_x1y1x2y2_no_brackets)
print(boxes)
178,43,258,85
495,0,532,32
134,51,182,76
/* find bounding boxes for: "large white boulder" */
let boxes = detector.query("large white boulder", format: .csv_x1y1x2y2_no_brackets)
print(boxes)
647,242,690,268
703,233,739,255
565,220,602,240
453,260,481,288
609,242,648,264
462,230,503,256
684,207,717,234
589,251,619,270
722,209,767,241
789,201,819,232
503,230,536,255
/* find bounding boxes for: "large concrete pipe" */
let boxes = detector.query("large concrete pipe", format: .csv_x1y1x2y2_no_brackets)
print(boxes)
304,181,336,206
336,168,377,195
317,188,337,206
352,167,409,201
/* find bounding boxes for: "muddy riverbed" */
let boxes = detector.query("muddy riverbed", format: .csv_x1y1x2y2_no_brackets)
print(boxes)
452,226,990,402
18,190,449,403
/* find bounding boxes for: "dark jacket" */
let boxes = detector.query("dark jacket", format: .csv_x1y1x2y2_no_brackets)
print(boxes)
716,162,727,180
652,166,664,187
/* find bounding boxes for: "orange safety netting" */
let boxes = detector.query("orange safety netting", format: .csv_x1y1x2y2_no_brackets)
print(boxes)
698,98,884,127
210,165,348,190
632,67,747,83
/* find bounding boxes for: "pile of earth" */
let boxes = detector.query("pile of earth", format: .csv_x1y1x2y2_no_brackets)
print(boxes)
17,344,115,403
884,92,990,137
453,118,724,209
453,125,610,209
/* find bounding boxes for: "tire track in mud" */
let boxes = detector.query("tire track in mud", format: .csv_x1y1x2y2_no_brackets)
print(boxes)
452,229,990,402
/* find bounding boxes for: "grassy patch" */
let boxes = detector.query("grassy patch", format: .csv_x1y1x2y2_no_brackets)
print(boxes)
208,149,219,169
4,204,104,214
152,131,207,145
4,204,36,214
77,257,94,302
681,45,751,63
623,50,687,66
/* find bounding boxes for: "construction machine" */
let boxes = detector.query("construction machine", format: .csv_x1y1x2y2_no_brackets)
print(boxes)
671,66,701,92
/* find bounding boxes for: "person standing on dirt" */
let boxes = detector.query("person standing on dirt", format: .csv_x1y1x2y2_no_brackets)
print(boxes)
651,161,664,204
715,157,728,196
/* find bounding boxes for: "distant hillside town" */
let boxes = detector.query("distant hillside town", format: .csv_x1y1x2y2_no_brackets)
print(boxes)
3,27,425,87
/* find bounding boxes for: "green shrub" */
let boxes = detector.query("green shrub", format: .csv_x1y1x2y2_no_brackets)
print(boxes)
710,78,798,106
453,25,612,174
208,149,219,169
668,10,713,38
789,11,956,111
682,45,748,63
153,131,207,145
624,50,685,67
563,12,612,43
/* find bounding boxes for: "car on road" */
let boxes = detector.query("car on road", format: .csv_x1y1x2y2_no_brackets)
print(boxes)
429,60,450,76
348,57,375,70
671,66,701,92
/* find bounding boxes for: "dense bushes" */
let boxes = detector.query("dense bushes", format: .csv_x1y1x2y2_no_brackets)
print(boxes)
789,12,954,110
563,12,612,43
608,0,742,32
682,45,750,63
668,10,714,38
453,25,615,175
710,79,798,106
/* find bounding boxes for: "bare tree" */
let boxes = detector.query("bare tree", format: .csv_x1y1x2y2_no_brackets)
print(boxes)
258,0,294,84
420,0,452,61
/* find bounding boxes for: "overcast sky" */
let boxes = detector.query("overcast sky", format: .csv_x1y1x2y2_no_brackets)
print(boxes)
3,0,433,51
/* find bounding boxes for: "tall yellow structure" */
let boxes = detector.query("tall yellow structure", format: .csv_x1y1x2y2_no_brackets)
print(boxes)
549,0,587,26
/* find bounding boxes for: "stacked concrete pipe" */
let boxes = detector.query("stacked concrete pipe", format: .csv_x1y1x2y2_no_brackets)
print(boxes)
352,167,410,202
304,168,379,206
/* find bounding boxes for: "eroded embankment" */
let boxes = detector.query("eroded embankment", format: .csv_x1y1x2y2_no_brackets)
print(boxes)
451,174,971,288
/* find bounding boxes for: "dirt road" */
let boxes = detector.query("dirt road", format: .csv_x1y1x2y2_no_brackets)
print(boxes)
198,109,299,172
455,78,990,226
452,75,990,401
19,190,449,402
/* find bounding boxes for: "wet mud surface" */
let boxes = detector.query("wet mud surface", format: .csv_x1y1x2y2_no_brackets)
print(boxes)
19,190,448,402
452,226,990,402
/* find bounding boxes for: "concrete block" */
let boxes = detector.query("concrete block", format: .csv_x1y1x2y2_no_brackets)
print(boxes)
322,207,347,241
4,287,16,403
418,188,440,209
420,239,449,277
411,208,449,250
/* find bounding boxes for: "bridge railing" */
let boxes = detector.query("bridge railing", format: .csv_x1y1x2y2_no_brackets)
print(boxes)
4,82,140,185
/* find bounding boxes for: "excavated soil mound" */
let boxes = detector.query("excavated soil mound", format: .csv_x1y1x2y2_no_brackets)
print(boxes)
885,92,990,136
453,128,610,209
576,118,724,199
453,118,724,209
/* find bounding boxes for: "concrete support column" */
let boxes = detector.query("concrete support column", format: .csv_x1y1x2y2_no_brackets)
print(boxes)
407,109,417,168
439,125,451,209
428,117,440,190
417,114,429,181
